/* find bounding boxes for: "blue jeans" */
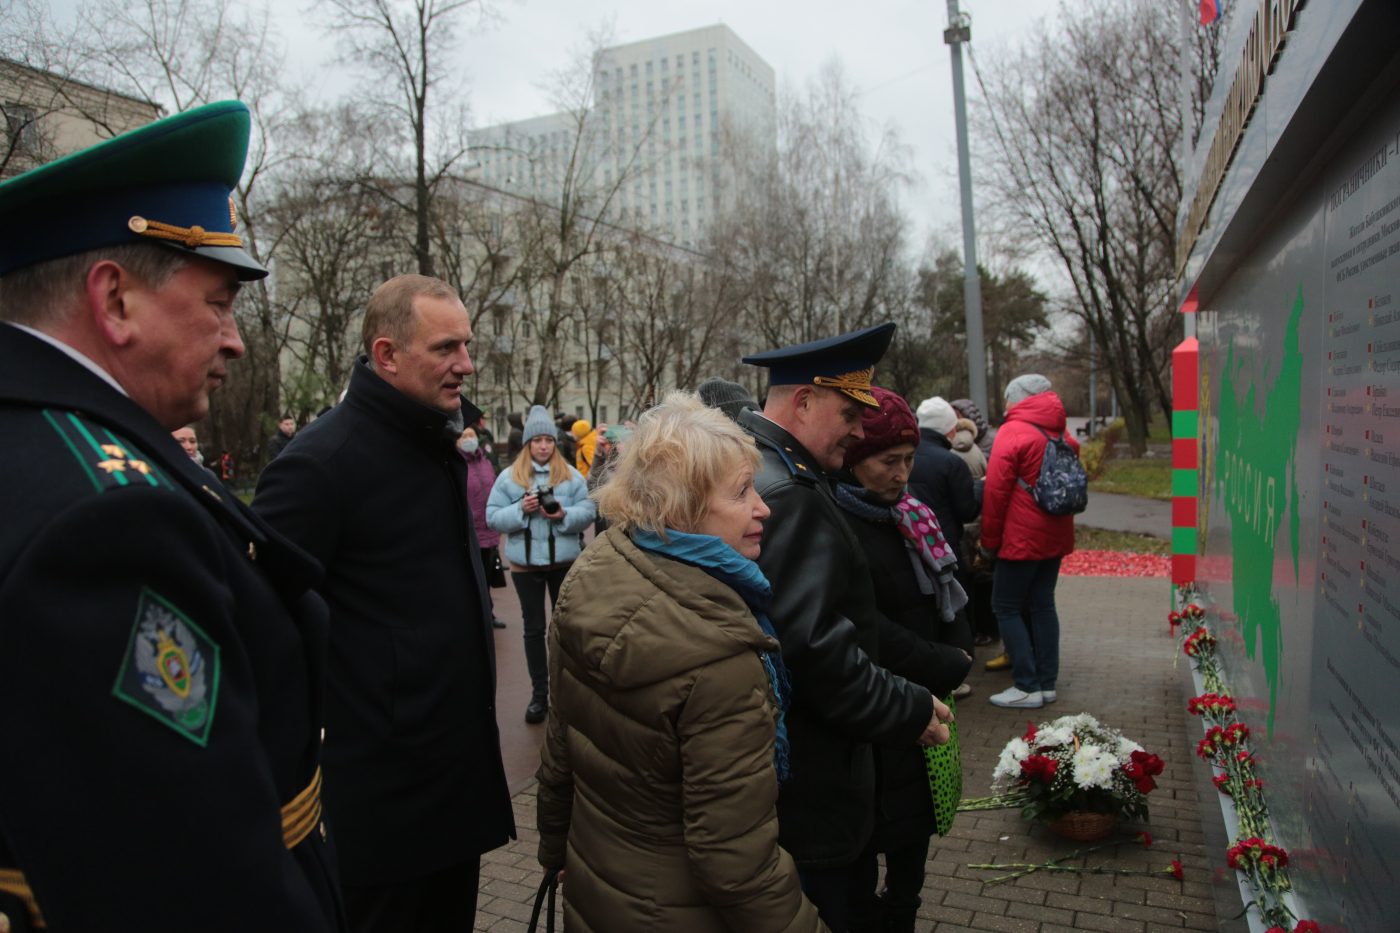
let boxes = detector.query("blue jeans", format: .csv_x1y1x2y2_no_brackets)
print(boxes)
991,557,1063,693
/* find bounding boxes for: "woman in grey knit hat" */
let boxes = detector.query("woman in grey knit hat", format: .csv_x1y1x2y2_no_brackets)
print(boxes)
486,405,596,723
979,375,1078,710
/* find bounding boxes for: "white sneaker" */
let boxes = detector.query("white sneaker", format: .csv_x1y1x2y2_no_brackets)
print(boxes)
1042,690,1057,703
953,683,973,699
990,687,1044,709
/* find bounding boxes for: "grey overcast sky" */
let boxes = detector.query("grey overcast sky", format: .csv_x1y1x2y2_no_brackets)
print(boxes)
46,0,1064,247
286,0,1066,250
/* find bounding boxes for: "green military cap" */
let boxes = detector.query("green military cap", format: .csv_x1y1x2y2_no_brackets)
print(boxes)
742,322,897,409
0,100,267,280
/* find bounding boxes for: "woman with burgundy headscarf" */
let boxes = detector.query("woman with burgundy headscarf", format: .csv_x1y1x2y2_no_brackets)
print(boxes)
833,386,972,933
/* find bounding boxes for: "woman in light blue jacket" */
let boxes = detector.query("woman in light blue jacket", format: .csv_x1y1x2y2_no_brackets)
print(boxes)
487,405,596,724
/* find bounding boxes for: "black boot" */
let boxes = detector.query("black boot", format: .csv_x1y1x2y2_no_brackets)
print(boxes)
523,630,549,724
879,893,920,933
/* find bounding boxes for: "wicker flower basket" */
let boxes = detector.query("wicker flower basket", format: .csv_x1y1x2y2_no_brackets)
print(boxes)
1045,811,1118,842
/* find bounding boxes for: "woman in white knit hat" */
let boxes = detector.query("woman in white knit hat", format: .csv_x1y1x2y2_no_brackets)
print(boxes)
907,395,981,674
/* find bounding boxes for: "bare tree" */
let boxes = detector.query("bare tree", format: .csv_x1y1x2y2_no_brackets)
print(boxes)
263,104,405,416
429,178,532,423
567,253,619,422
17,0,296,477
602,236,735,407
506,30,668,408
319,0,487,276
969,0,1215,453
706,60,914,352
0,0,161,176
1185,5,1227,150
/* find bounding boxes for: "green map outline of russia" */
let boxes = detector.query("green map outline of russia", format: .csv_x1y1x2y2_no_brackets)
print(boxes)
1215,284,1304,737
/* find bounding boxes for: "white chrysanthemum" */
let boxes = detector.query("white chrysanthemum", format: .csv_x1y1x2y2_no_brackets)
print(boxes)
1052,713,1101,733
992,738,1031,783
1072,744,1118,790
1036,726,1074,748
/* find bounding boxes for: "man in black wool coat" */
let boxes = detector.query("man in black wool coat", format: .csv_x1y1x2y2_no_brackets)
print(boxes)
255,274,514,933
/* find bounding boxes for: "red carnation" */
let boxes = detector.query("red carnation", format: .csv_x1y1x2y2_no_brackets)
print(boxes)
1137,831,1153,848
1170,858,1184,880
1023,721,1038,743
1019,754,1059,784
1131,773,1159,794
1197,726,1225,760
1213,774,1232,796
1227,837,1289,873
1294,921,1320,933
1122,750,1164,794
1183,625,1216,657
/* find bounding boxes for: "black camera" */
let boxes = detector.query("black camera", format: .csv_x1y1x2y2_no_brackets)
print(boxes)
534,485,561,515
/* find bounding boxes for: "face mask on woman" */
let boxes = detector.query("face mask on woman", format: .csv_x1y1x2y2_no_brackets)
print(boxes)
457,438,479,454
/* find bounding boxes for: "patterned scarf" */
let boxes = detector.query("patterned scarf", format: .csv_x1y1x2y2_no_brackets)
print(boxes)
833,483,969,622
630,528,792,782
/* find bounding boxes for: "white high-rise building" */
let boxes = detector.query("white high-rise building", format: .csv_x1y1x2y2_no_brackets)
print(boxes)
471,24,776,247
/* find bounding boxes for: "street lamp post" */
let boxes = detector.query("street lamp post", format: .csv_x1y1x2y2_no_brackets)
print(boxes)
944,0,988,416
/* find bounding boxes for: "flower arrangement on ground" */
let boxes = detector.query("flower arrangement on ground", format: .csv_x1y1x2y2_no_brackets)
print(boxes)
990,713,1164,825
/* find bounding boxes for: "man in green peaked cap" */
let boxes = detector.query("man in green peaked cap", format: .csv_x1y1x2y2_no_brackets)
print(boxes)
0,103,344,931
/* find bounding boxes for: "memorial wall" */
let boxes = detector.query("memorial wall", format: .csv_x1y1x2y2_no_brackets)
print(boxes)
1180,0,1400,927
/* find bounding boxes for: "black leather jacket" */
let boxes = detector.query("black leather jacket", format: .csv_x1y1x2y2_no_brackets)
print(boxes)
738,409,934,868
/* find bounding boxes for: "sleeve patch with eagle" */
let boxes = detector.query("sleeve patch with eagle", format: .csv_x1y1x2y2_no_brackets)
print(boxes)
111,588,221,745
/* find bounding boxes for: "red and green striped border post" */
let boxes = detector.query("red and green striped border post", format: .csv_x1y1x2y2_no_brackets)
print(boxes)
1171,337,1200,584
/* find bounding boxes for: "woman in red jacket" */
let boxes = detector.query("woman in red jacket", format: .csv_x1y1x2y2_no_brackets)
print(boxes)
979,374,1078,709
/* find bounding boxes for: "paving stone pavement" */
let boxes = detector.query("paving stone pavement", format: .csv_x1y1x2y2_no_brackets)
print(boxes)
475,575,1220,932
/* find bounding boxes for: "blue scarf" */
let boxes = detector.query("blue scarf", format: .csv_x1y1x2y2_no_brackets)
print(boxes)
631,528,792,782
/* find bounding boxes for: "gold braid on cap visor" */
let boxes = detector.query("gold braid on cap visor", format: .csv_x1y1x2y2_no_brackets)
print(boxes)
812,367,878,406
127,197,243,249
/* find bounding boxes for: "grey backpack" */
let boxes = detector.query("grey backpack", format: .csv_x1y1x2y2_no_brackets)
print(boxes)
1017,426,1088,515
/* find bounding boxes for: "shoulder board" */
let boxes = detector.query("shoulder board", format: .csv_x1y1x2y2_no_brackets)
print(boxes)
751,432,819,486
40,408,175,494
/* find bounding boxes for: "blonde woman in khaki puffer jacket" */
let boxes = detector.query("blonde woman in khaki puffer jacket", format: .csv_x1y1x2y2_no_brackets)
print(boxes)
536,394,826,933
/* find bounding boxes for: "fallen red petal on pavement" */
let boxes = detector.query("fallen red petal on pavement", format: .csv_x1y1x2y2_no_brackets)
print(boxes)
1061,549,1170,578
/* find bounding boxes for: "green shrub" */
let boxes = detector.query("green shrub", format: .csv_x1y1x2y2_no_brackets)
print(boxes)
1079,418,1125,480
1081,438,1107,478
